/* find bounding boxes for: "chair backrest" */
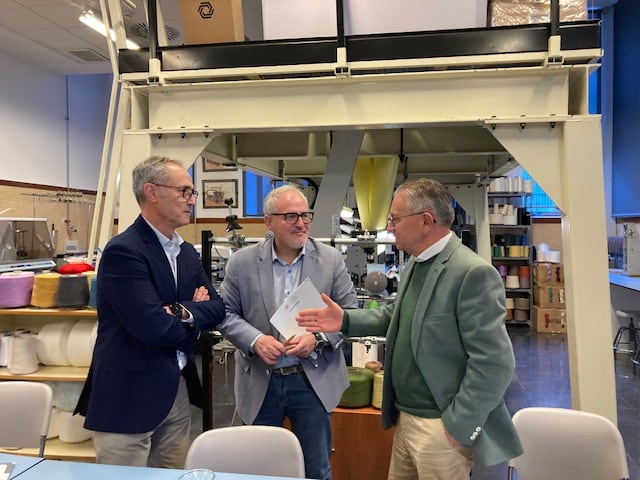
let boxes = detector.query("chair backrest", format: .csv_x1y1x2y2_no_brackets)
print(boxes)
507,407,629,480
184,425,305,478
0,381,53,457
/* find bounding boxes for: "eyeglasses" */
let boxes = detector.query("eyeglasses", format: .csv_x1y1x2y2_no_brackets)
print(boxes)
270,212,314,224
152,183,199,200
387,210,429,227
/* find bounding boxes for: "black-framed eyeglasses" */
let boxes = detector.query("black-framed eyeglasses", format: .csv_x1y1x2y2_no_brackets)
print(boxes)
387,210,429,227
270,212,314,224
152,183,199,200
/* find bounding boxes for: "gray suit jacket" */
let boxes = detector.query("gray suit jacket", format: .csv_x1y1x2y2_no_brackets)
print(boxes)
347,234,523,466
219,236,358,424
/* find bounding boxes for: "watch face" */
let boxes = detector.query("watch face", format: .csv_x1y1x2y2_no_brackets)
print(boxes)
170,303,183,316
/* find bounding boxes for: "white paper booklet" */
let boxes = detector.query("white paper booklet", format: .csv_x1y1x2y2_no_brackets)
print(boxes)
269,277,324,340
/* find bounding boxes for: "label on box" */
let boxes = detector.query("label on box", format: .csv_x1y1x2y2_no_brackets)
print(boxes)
532,305,567,334
533,286,566,308
533,262,564,285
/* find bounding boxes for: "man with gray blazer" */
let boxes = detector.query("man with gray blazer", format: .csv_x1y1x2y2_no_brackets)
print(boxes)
218,184,357,480
297,178,523,480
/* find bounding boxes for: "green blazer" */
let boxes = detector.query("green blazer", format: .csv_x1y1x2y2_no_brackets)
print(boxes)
346,234,523,466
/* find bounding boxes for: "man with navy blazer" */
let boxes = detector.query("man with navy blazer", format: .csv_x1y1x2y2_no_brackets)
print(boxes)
218,184,357,480
298,178,523,479
75,156,225,468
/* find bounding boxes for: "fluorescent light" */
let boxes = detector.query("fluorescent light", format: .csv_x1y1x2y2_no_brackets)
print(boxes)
79,10,140,50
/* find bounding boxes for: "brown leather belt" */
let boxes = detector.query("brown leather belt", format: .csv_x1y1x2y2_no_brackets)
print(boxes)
271,364,304,375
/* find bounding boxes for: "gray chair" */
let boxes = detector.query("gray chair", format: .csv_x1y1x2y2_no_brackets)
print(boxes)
184,425,305,478
507,407,629,480
0,381,53,457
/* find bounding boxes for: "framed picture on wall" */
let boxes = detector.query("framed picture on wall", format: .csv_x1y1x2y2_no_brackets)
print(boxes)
202,179,238,209
202,156,237,172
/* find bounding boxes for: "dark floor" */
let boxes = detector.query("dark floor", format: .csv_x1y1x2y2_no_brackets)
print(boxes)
193,327,640,480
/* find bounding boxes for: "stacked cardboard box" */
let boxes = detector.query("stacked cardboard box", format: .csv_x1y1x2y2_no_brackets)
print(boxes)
532,262,566,333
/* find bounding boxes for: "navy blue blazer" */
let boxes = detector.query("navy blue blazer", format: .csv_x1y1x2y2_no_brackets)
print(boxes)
75,215,225,434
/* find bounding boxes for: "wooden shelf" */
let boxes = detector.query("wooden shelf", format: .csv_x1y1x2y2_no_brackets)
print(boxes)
0,308,96,317
0,365,89,382
0,438,95,462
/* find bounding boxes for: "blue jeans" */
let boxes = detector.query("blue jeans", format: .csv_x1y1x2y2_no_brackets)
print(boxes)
253,372,333,480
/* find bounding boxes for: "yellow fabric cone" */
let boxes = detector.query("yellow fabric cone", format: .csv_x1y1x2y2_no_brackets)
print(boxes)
352,156,399,231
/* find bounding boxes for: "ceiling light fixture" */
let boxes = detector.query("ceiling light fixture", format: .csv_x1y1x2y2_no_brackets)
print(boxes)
79,10,140,50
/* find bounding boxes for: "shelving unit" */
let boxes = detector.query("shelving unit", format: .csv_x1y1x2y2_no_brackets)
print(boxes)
489,193,533,326
0,307,97,460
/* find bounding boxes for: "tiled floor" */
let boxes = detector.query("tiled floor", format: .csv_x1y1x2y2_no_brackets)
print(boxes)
196,327,640,479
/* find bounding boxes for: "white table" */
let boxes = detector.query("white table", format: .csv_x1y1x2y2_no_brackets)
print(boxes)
609,269,640,292
0,453,44,479
12,459,308,480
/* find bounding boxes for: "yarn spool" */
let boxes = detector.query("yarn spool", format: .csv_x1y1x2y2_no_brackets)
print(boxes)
365,360,383,373
0,332,13,366
0,271,35,308
66,320,98,367
88,275,98,309
31,272,61,308
55,274,90,309
372,371,384,409
7,333,39,375
339,367,374,408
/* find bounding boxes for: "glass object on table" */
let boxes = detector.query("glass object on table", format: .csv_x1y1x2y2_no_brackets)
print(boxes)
178,469,215,480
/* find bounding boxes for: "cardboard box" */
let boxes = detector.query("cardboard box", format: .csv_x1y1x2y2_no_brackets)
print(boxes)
534,285,566,308
533,262,564,286
259,0,488,40
489,0,588,27
532,305,567,334
180,0,244,45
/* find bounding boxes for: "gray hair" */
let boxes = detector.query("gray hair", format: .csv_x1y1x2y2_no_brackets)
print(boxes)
394,178,455,227
132,156,184,205
264,184,308,215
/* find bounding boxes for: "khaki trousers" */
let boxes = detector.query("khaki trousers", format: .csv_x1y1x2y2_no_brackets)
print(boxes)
92,376,191,469
388,411,473,480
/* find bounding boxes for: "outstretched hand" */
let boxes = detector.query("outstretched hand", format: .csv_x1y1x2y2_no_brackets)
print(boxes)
296,293,344,333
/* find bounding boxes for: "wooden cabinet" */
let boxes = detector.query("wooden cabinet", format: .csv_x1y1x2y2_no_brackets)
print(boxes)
0,307,96,461
330,407,394,480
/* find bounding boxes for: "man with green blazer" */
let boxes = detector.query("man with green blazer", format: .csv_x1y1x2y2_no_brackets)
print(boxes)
297,178,522,479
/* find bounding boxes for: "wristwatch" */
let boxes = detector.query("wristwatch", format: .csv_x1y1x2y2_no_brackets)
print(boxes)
170,302,185,319
313,333,330,353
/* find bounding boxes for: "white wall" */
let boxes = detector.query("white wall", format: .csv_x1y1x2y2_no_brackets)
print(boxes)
0,50,110,191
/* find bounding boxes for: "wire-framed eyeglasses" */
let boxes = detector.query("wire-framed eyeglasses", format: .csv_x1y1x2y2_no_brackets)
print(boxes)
270,212,314,224
387,210,429,227
152,183,199,200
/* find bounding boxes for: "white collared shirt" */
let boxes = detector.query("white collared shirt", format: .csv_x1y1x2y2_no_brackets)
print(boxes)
414,231,453,263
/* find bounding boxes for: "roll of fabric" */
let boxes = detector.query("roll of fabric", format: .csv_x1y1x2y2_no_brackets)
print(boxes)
67,320,98,367
31,272,61,308
0,271,35,308
7,333,39,374
505,297,515,310
82,270,97,288
339,367,374,408
372,370,384,409
55,274,90,309
36,321,77,366
57,410,94,443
